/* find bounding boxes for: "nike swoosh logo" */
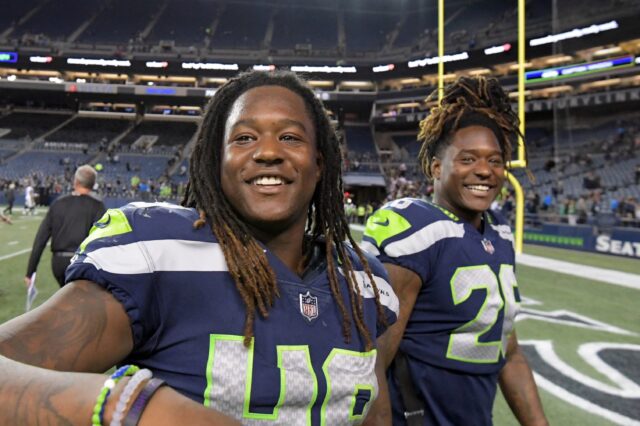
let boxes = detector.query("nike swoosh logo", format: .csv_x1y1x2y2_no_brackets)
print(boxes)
94,213,111,229
372,218,390,226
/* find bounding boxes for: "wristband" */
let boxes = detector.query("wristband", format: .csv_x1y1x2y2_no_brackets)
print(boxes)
110,368,153,426
123,378,166,426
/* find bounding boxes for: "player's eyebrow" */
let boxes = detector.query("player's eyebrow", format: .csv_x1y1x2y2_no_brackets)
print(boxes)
456,148,503,156
230,118,310,133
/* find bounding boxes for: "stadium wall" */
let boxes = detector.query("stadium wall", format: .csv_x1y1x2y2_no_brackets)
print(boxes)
524,224,640,259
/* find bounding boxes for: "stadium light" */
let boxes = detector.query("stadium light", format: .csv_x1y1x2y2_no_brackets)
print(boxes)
593,46,622,56
529,20,618,47
341,81,373,87
408,52,469,68
67,58,131,67
181,62,239,71
146,61,169,69
372,64,395,73
290,65,357,73
484,43,512,55
30,56,53,63
544,55,573,65
308,80,334,87
252,65,276,71
467,68,492,76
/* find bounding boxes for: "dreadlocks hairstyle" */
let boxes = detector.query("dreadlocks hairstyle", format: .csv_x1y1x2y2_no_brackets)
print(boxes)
417,76,524,179
182,70,386,349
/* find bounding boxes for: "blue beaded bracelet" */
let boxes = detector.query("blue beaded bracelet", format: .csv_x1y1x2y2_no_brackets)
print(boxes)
92,365,140,426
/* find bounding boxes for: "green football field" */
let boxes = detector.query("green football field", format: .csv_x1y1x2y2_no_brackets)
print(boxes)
1,210,639,425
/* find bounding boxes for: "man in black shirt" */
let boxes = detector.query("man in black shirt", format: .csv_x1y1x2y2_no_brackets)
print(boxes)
25,165,106,287
3,182,15,215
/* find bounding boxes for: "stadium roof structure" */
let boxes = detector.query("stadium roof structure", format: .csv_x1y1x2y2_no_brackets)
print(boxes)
0,0,638,78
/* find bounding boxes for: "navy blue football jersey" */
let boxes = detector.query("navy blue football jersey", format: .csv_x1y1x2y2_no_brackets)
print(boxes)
66,202,398,425
362,198,521,425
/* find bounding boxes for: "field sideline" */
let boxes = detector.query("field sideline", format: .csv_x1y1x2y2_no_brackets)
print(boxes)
1,210,639,425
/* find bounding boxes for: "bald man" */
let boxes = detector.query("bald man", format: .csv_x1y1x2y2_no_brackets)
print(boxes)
25,165,106,287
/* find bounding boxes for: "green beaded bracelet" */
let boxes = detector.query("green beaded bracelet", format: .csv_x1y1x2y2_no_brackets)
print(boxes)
92,365,140,426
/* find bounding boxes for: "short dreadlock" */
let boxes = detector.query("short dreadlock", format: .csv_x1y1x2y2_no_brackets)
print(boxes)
417,76,523,179
182,70,386,349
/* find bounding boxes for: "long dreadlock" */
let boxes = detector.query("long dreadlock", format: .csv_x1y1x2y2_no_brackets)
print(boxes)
417,76,524,178
182,70,386,350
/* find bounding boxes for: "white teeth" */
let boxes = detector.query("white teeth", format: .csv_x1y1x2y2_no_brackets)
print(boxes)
253,176,284,185
466,185,490,192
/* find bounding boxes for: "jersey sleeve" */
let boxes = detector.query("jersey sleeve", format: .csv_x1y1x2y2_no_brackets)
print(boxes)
340,244,399,338
65,204,161,356
361,199,439,283
361,249,399,337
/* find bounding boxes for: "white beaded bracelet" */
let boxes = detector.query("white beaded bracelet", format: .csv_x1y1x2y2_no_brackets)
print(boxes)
110,368,153,426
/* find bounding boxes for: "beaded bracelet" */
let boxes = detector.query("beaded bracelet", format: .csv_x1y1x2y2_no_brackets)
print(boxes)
123,378,166,426
110,368,153,426
92,365,140,426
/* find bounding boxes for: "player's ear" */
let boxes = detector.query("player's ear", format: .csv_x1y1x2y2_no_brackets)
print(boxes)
314,150,323,183
431,156,442,180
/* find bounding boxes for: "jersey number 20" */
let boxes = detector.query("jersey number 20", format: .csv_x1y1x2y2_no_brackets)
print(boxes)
446,264,519,363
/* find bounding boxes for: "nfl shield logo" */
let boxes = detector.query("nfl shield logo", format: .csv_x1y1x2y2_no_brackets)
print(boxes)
299,291,318,321
481,238,495,254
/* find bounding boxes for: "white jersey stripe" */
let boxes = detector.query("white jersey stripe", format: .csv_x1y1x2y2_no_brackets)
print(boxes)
385,220,465,257
338,268,399,316
490,224,514,242
81,240,399,316
359,240,380,256
127,201,191,210
81,239,228,274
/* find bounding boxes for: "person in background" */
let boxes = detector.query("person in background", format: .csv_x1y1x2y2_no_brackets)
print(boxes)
23,180,36,215
1,71,398,425
2,182,15,216
24,165,106,288
362,76,548,426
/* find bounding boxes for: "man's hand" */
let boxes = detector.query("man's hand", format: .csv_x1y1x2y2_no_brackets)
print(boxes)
23,276,31,288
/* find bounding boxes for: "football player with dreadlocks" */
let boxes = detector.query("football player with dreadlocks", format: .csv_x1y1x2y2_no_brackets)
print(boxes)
0,71,398,425
363,76,547,426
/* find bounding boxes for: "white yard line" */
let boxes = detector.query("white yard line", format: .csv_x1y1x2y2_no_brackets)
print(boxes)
0,248,31,261
517,253,640,290
8,241,18,245
532,373,640,426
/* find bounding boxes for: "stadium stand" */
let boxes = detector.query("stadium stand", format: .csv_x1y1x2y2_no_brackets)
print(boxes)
11,0,95,42
344,11,399,53
78,0,160,44
271,8,338,51
45,117,131,146
118,120,196,153
212,3,271,50
146,0,216,46
0,112,73,141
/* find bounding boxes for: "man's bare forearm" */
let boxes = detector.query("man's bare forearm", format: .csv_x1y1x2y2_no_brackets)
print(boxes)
0,354,105,425
499,334,548,426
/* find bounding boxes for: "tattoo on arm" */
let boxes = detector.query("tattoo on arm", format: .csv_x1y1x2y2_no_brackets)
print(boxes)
0,281,129,372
